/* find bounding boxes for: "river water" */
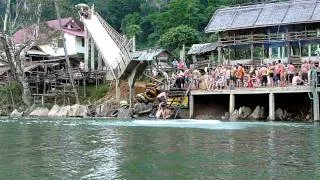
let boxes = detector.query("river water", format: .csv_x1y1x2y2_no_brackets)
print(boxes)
0,118,319,179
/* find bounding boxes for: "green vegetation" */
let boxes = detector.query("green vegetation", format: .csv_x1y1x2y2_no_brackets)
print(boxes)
0,0,270,52
0,81,23,113
78,83,110,104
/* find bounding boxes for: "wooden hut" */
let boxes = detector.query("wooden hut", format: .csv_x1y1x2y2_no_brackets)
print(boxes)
205,0,320,66
187,43,218,69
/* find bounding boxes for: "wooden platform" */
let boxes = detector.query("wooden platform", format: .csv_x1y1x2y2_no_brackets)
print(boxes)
190,86,319,95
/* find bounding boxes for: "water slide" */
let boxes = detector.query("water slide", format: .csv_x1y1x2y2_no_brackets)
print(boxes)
80,10,136,79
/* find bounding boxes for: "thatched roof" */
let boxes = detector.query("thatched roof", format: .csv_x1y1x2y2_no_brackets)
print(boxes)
188,43,218,55
205,0,320,33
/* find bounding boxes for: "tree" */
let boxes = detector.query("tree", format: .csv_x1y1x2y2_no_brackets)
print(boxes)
121,13,142,34
159,25,200,51
0,0,45,106
54,0,80,104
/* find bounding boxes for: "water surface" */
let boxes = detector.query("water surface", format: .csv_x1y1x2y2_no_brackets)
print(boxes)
0,118,319,179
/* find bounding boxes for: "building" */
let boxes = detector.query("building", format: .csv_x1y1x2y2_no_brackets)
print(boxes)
13,17,85,58
205,0,320,66
131,49,171,70
187,43,218,69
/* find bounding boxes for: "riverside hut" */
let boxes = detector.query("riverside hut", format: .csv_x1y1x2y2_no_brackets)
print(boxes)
187,0,320,122
205,0,320,66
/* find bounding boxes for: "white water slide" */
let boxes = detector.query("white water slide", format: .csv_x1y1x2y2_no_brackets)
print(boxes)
80,11,132,78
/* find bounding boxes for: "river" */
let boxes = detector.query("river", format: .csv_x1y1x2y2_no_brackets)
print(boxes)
0,118,319,179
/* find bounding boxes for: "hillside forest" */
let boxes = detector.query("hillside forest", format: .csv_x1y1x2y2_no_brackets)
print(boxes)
0,0,278,53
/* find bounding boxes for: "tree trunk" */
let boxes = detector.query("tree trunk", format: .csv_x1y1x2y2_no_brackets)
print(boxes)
1,0,32,106
54,0,80,104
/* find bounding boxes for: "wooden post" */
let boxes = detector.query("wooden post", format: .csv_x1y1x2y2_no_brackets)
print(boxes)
269,93,275,121
229,94,235,113
84,28,89,71
41,95,44,106
98,53,102,71
192,55,197,64
251,43,254,61
286,28,291,63
313,92,320,122
308,44,312,58
282,33,285,59
262,44,265,63
228,47,231,64
218,46,222,65
128,79,135,107
318,29,320,50
269,47,272,61
189,94,194,119
91,39,95,71
116,79,121,100
132,36,136,52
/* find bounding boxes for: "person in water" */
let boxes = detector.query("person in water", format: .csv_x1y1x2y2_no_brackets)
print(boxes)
117,101,133,118
155,102,173,119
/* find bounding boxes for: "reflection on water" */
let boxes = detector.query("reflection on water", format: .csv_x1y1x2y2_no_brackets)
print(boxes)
0,118,319,179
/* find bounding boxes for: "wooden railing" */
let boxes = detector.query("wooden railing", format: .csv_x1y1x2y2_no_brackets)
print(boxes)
220,30,320,45
94,12,133,78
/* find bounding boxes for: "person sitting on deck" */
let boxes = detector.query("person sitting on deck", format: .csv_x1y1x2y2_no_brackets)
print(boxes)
292,73,306,86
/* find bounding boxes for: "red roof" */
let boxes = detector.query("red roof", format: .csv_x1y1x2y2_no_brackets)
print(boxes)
13,17,84,44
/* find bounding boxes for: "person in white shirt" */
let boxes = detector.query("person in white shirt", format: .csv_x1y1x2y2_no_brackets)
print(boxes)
292,73,306,86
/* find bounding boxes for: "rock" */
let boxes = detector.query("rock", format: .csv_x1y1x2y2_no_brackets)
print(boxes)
55,106,71,117
275,108,285,120
24,104,38,116
96,101,118,117
68,104,88,117
239,106,252,119
229,109,239,121
224,112,230,120
117,107,133,118
29,107,50,117
259,106,265,119
48,105,61,117
249,106,261,120
133,103,153,115
10,109,23,117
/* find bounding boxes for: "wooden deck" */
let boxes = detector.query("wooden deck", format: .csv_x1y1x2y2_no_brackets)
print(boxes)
190,86,319,95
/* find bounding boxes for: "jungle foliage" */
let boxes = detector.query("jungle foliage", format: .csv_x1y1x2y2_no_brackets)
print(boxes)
0,0,277,52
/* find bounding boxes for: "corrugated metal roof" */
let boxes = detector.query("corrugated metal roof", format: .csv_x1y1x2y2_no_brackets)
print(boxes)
188,43,218,55
205,0,320,33
130,49,168,61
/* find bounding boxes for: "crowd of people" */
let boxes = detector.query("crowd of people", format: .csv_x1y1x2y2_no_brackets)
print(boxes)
167,60,318,90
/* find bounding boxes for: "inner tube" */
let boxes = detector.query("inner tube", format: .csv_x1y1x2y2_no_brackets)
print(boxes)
148,114,155,118
144,93,156,102
138,93,149,104
110,109,119,117
146,89,158,97
136,94,143,103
